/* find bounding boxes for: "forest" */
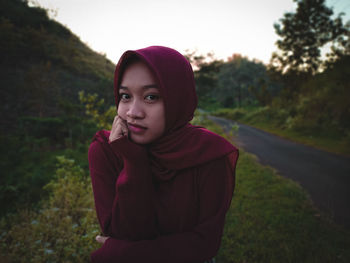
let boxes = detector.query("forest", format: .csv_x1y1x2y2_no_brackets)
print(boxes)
1,0,350,262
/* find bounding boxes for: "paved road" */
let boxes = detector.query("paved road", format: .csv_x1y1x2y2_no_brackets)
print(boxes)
209,116,350,228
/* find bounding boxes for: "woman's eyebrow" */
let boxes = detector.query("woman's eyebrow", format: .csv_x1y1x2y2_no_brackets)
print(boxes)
119,84,158,90
119,85,128,90
143,84,159,90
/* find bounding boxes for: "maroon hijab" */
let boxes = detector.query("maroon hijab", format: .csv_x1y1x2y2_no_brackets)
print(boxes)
111,46,237,179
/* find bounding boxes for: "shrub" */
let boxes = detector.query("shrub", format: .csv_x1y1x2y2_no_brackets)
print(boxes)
213,108,247,120
0,156,99,263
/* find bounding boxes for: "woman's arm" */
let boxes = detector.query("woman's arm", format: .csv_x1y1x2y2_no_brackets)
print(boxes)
88,132,122,236
90,151,238,263
89,132,157,240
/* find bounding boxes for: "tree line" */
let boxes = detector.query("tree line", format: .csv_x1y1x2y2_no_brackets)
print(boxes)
188,0,349,136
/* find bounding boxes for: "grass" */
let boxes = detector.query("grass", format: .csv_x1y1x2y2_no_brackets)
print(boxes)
1,112,349,262
218,150,350,263
213,107,350,157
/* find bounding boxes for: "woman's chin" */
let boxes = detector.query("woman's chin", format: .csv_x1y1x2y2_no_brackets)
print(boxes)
129,133,162,145
129,134,149,145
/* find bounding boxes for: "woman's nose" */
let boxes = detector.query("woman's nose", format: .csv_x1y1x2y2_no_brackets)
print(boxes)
126,101,145,119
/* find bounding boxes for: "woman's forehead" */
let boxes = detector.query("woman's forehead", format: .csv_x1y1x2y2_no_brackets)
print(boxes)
120,61,157,84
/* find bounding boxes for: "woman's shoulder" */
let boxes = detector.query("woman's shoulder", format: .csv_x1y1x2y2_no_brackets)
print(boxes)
91,129,111,144
189,125,238,162
190,140,238,190
88,129,111,157
191,125,237,148
195,151,237,172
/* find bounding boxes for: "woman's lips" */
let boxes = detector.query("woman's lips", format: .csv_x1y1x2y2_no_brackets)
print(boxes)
128,123,147,134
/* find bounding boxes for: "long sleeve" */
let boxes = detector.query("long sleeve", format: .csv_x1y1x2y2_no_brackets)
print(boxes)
88,132,157,240
88,132,122,236
91,150,238,263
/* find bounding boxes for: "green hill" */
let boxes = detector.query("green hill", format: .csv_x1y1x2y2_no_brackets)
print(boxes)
0,0,115,129
0,0,116,215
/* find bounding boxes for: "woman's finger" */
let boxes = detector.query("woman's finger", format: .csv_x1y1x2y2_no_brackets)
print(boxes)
119,118,129,137
109,116,121,142
96,235,109,244
117,116,128,136
109,115,129,142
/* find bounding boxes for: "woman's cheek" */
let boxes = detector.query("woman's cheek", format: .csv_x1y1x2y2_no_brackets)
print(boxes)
117,104,127,119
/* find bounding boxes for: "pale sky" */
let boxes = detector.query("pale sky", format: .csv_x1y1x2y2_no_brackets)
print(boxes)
34,0,350,64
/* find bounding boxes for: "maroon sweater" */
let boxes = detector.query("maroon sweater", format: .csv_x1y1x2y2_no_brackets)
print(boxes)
88,132,237,263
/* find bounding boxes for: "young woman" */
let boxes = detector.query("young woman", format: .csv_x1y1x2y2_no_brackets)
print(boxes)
88,46,239,263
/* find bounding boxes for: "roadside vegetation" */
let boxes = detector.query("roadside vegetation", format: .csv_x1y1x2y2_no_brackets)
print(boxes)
213,106,350,156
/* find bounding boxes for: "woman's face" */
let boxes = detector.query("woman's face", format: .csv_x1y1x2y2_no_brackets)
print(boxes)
117,60,166,144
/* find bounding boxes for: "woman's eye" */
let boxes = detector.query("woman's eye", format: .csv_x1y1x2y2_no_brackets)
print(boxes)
145,94,159,101
120,93,130,101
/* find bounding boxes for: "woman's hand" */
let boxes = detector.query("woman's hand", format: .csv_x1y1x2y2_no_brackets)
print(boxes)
109,115,128,143
96,235,109,244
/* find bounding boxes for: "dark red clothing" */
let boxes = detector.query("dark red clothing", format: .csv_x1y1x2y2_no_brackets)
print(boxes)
88,46,239,262
89,130,238,263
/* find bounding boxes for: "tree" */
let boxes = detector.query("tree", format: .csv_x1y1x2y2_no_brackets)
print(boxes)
271,0,348,75
249,79,272,106
194,60,224,102
184,50,224,109
184,49,216,70
327,21,350,65
217,55,267,107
